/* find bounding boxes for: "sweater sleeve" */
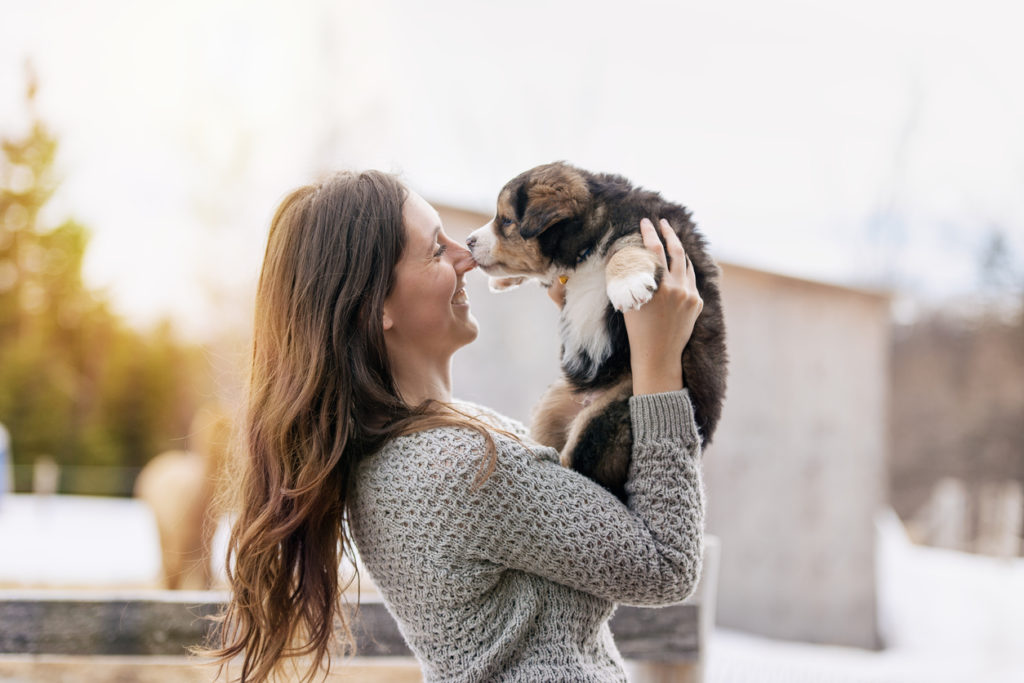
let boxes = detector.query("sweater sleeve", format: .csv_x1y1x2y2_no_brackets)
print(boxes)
429,389,705,606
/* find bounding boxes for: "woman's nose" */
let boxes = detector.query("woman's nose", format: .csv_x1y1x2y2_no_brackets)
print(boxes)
450,243,477,274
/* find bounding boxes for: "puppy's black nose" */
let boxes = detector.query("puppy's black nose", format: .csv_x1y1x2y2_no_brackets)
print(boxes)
466,236,477,250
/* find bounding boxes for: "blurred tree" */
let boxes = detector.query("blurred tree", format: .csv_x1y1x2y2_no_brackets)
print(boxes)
0,65,211,494
978,226,1024,312
890,225,1024,554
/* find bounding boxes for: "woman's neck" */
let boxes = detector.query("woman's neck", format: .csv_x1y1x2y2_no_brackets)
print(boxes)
390,354,454,406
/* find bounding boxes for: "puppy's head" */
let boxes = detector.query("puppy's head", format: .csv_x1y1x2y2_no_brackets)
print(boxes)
467,162,594,284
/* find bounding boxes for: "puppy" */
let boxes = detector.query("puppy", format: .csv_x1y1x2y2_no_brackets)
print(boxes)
467,162,727,500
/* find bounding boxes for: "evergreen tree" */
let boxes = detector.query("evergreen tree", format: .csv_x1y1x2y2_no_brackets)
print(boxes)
0,66,211,494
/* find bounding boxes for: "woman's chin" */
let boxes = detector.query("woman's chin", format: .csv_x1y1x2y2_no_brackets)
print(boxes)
457,317,480,346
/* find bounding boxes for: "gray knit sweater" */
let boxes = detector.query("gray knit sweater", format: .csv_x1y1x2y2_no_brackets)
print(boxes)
350,390,705,682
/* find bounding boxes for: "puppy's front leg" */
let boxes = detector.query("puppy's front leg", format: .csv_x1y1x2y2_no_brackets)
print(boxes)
530,376,583,453
605,241,662,312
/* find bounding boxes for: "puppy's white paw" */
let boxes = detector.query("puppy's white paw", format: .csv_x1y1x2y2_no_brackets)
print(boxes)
489,276,527,292
607,272,657,311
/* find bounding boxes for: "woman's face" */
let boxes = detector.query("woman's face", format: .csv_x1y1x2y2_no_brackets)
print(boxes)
382,191,479,359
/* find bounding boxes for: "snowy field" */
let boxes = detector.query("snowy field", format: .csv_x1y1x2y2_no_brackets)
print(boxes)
1,495,1022,682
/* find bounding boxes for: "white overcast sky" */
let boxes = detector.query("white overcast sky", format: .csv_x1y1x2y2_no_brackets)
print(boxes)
1,0,1022,337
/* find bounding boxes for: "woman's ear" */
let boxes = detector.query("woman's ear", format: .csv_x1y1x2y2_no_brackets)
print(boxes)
382,310,394,331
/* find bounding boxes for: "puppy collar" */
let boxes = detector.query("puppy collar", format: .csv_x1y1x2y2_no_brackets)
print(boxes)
558,247,594,285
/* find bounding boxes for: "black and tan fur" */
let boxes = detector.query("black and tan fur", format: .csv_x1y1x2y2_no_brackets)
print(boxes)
467,162,727,500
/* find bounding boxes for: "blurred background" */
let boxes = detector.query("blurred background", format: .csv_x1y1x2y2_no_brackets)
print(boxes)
1,0,1022,681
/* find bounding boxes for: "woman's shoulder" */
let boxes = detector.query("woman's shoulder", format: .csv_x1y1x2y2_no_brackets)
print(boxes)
358,418,493,480
449,399,531,440
362,423,479,475
358,406,554,489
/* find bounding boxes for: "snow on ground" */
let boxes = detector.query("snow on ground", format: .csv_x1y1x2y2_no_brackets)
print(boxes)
1,495,1023,681
704,511,1024,683
876,509,1024,659
707,628,1016,683
0,494,160,587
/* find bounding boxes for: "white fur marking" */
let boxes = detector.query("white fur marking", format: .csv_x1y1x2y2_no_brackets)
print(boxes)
561,258,613,380
467,222,501,270
607,271,657,311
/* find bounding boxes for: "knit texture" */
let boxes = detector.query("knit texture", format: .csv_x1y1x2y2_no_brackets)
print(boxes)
350,390,705,682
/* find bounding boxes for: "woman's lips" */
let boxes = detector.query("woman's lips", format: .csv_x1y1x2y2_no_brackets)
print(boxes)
452,287,469,305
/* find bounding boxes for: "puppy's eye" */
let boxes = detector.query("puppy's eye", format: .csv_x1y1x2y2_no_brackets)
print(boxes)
500,217,513,228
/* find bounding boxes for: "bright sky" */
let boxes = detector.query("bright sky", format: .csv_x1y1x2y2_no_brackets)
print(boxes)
2,0,1022,338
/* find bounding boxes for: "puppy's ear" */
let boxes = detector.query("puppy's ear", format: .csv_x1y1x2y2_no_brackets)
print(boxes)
518,165,590,239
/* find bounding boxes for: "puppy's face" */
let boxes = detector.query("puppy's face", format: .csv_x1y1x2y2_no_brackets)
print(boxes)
467,163,593,281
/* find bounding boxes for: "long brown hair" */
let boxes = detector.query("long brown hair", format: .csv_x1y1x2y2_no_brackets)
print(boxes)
204,170,498,682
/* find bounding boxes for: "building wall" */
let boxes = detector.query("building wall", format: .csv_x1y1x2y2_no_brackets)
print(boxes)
438,204,890,648
707,264,889,648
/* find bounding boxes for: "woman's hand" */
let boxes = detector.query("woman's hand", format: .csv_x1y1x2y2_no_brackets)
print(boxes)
624,218,703,396
547,278,566,309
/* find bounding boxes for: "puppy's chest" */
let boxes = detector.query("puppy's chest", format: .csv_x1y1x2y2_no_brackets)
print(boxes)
560,258,615,382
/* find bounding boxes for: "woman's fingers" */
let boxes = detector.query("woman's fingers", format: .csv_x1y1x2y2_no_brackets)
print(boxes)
685,252,698,290
658,219,686,265
652,218,702,312
547,278,566,309
639,218,667,266
686,255,703,314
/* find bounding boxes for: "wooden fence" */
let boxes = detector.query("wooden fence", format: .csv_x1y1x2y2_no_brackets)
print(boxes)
0,539,718,682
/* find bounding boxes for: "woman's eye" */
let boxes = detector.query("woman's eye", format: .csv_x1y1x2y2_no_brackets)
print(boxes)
434,244,448,258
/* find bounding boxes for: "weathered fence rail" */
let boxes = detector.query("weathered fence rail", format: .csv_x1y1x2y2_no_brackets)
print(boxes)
0,538,718,682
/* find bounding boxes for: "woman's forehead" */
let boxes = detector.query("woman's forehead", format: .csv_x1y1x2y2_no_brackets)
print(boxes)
403,192,443,241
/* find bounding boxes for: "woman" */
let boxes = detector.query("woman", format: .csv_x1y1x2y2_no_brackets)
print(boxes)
209,170,706,682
